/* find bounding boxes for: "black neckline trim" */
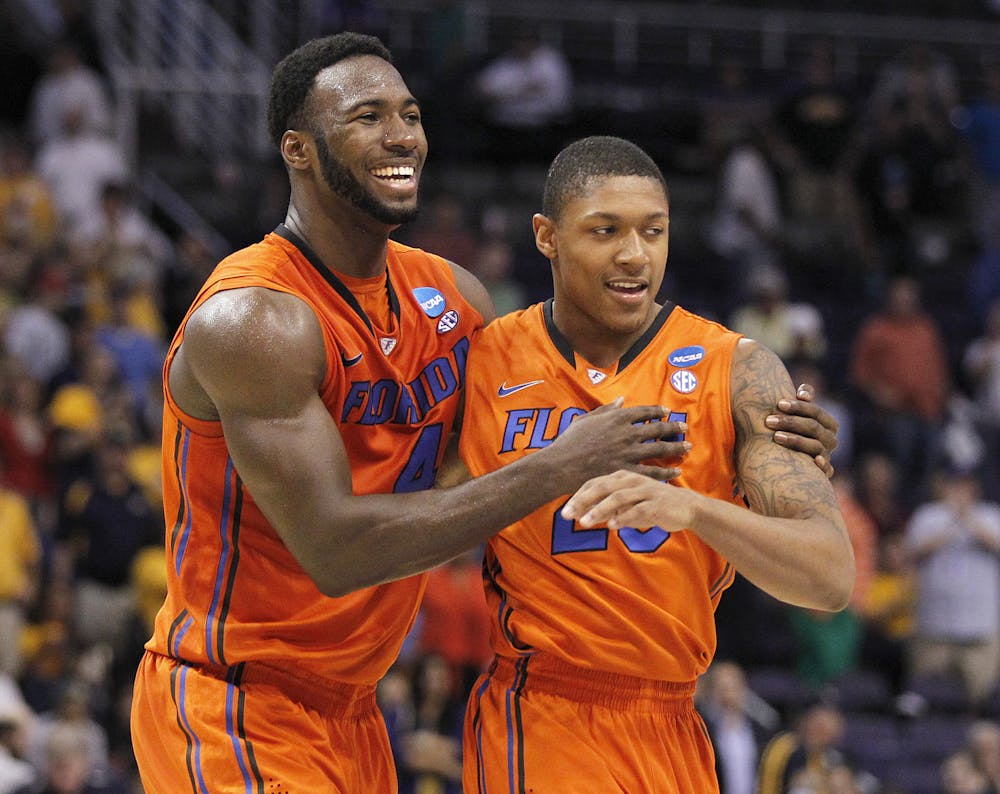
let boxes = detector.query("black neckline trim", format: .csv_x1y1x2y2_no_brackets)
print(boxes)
273,223,401,337
542,298,676,372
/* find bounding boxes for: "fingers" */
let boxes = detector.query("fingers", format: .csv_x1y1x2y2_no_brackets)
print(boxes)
796,383,816,401
767,414,838,453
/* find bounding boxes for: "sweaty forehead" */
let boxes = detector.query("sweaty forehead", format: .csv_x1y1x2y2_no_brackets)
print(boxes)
312,55,411,110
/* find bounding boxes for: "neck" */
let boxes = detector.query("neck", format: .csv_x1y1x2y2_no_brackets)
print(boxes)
284,197,393,279
551,299,660,369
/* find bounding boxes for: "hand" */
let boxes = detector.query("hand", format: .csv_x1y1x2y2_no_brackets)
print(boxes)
765,383,839,477
561,470,698,530
545,397,690,493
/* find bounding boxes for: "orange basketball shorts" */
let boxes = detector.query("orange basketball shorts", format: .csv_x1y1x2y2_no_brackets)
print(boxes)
131,650,397,793
462,654,719,794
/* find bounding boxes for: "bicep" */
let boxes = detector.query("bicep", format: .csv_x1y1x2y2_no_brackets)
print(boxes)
731,340,838,518
184,288,354,550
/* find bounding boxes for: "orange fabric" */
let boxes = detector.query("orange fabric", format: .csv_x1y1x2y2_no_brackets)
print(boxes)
133,230,483,791
460,300,743,682
463,655,719,793
458,300,743,792
132,651,396,793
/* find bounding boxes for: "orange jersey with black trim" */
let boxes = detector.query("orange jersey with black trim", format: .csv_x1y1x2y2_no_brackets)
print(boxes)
459,299,743,682
148,226,483,685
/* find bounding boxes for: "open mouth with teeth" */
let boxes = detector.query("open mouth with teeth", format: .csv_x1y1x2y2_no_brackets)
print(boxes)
607,280,647,295
370,165,415,181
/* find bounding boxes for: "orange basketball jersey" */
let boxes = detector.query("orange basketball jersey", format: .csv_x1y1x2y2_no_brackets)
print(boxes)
459,299,744,683
149,226,483,685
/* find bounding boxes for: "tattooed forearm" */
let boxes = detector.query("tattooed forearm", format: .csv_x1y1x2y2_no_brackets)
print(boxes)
730,340,838,521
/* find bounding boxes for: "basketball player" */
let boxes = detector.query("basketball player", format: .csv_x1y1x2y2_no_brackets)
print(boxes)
458,136,854,793
129,33,840,793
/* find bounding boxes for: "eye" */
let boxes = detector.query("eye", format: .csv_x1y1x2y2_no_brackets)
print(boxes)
592,226,615,236
404,111,422,124
645,226,665,236
356,112,379,123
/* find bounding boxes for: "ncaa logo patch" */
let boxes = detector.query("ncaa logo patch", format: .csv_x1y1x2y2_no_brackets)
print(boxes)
412,287,447,317
437,309,459,333
668,345,705,367
671,369,698,394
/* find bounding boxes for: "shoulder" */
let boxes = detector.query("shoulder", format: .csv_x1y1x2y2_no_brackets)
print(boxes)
183,286,326,393
389,240,495,323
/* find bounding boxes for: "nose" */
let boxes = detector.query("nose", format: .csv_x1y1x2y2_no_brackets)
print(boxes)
615,230,649,269
384,115,418,151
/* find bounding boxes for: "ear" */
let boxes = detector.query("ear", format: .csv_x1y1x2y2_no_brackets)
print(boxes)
280,129,312,172
532,213,557,261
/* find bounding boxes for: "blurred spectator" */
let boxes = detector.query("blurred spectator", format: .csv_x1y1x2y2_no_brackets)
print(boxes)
705,121,784,290
404,193,480,270
849,276,950,504
71,182,173,284
0,469,42,677
904,466,1000,709
854,66,968,285
92,285,165,419
27,40,112,147
787,605,861,690
396,653,464,794
869,43,961,122
771,38,860,228
955,60,1000,250
160,231,217,335
471,235,528,318
0,133,58,253
25,680,109,785
967,720,1000,793
18,579,76,716
0,362,57,514
699,660,778,794
727,264,827,365
854,451,910,537
0,698,36,794
940,748,995,794
471,31,573,163
16,719,128,794
2,282,71,388
963,298,1000,497
415,548,491,701
58,428,161,650
756,699,850,794
35,108,128,239
857,531,916,697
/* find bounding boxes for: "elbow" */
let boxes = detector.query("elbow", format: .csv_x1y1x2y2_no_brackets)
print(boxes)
817,548,856,613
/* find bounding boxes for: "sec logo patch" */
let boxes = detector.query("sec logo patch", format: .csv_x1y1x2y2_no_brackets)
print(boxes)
671,369,698,394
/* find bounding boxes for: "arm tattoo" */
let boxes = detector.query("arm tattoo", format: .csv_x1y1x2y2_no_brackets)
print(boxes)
731,342,839,521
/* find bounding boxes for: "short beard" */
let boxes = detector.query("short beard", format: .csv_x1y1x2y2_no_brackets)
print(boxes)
314,134,419,226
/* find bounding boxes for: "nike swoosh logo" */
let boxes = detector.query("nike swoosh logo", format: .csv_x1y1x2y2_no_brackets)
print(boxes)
497,379,544,397
341,352,363,367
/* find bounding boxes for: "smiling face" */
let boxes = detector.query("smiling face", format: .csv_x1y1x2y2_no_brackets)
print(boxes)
534,174,669,360
305,54,426,226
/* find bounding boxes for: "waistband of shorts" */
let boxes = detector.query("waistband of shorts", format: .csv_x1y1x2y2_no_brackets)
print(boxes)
488,654,696,714
182,657,378,719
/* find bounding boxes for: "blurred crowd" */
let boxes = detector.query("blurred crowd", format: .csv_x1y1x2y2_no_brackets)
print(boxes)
0,2,998,793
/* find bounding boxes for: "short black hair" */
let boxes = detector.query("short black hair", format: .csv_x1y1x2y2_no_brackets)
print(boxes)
542,136,668,220
266,32,393,148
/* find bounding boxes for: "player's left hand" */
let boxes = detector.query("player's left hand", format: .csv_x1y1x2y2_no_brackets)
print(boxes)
766,383,838,478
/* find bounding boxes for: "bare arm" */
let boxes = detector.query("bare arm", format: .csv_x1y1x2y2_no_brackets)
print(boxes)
177,287,685,597
562,339,854,611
